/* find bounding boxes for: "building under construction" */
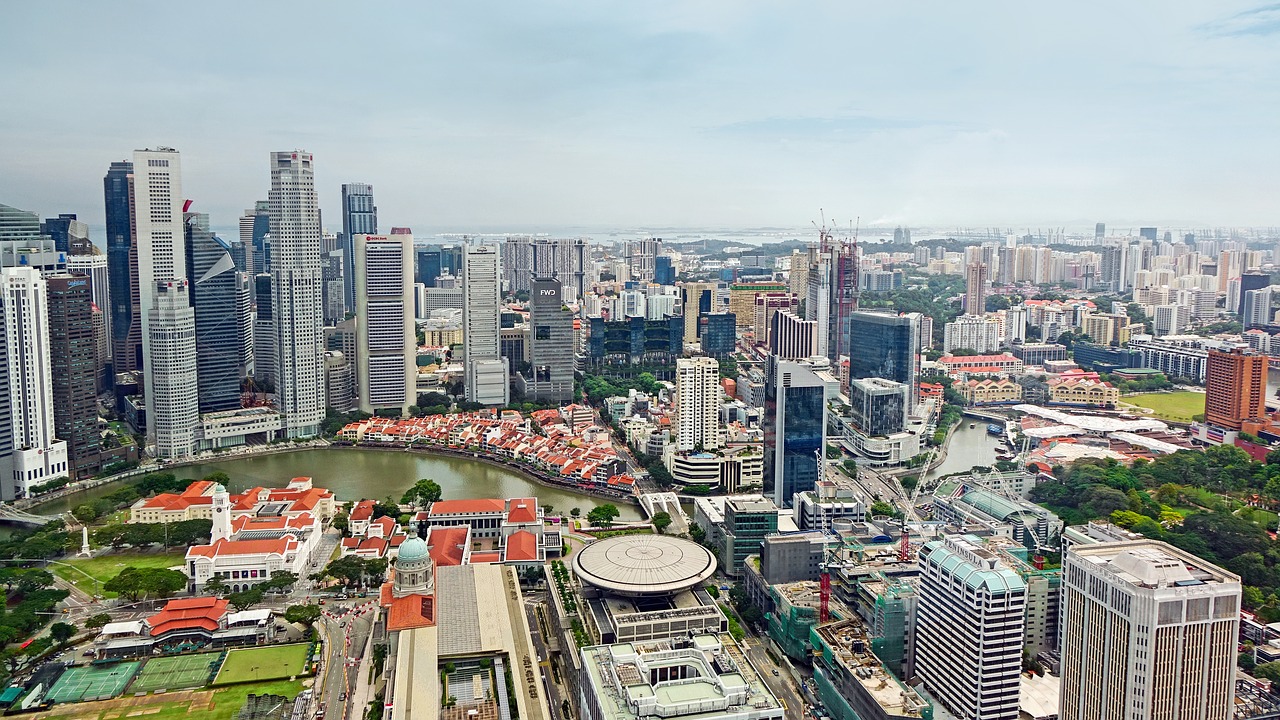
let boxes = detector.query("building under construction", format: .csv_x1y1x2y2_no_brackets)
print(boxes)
805,221,860,366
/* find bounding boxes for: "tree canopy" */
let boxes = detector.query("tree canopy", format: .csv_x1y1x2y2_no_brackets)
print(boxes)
587,504,621,528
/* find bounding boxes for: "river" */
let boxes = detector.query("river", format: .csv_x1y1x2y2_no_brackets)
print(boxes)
28,447,642,521
923,421,1002,481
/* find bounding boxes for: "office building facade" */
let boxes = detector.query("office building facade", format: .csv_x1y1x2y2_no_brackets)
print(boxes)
147,279,198,459
46,275,101,479
915,535,1026,720
849,311,921,407
699,313,736,357
1060,541,1240,720
340,182,377,313
104,160,141,374
848,377,908,438
463,244,508,406
270,151,326,437
354,232,415,416
768,310,816,360
185,213,246,413
2,267,69,497
526,277,575,405
764,358,826,508
252,273,274,389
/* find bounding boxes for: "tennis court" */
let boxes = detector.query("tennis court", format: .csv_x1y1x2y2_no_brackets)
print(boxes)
130,652,223,693
213,644,310,685
43,661,141,704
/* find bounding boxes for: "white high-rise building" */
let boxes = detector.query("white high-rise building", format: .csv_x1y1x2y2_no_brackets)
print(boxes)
805,257,831,358
675,357,722,452
354,232,415,416
2,267,69,497
943,315,1002,354
915,535,1026,720
132,147,187,445
1060,540,1240,720
147,279,198,459
462,244,508,406
269,151,325,437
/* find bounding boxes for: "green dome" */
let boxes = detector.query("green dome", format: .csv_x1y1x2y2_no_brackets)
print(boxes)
398,537,430,563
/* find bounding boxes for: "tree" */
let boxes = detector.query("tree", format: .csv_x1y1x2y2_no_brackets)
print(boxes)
203,576,229,596
870,501,900,518
263,571,298,593
103,567,187,601
587,504,620,528
1255,661,1280,684
570,507,581,518
227,587,264,612
84,613,113,630
331,512,350,535
401,478,443,507
50,622,77,645
651,512,672,532
284,604,322,625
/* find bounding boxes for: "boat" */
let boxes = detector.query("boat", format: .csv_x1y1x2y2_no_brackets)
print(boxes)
987,424,1004,436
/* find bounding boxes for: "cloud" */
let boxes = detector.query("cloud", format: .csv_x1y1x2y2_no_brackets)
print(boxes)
1202,3,1280,36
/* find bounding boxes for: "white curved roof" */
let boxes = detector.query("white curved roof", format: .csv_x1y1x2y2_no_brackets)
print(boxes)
572,535,717,596
1014,405,1168,433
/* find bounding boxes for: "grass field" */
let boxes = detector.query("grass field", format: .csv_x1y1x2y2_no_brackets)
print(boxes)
130,652,222,693
38,679,306,720
214,644,310,685
44,662,141,704
51,550,188,598
1124,391,1206,422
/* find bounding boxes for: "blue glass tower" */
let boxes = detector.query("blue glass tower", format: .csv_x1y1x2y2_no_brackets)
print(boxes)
340,183,377,312
104,160,139,373
764,357,826,508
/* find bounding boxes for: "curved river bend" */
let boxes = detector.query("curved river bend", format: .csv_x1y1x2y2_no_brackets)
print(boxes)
30,448,642,521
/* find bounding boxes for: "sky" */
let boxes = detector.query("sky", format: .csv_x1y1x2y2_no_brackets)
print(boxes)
1,1,1278,234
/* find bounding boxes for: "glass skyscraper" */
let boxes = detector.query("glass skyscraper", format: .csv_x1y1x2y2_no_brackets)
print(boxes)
340,183,377,313
186,213,246,413
764,357,827,508
103,160,139,373
848,310,921,406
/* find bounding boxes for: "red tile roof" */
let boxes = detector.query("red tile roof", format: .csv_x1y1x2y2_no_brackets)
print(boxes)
380,582,436,632
188,537,295,558
470,551,502,564
350,499,376,522
506,499,538,524
505,530,539,562
147,597,229,637
429,499,506,516
426,526,469,566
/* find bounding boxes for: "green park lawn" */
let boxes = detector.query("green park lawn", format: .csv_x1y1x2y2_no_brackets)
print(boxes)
1123,391,1206,422
214,644,311,685
51,550,188,598
40,679,306,720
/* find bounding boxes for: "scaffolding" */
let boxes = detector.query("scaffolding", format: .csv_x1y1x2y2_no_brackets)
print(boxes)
869,578,915,679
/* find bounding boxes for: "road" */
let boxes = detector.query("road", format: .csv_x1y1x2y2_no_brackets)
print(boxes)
739,631,806,718
521,590,567,720
317,599,377,720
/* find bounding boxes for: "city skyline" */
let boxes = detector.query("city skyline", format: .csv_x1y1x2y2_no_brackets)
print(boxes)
2,3,1280,232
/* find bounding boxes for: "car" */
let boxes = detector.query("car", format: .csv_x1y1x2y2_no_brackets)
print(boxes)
319,599,326,605
772,669,780,676
340,622,346,628
339,692,347,702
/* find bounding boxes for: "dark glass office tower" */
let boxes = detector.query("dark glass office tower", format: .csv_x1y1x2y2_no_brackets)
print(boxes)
699,313,736,356
848,310,920,406
104,160,141,374
41,213,78,253
654,256,675,285
763,357,826,508
416,248,442,287
47,275,101,478
252,273,275,389
526,277,575,405
340,183,377,312
185,213,245,413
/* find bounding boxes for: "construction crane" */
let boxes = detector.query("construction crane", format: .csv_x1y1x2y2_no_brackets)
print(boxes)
898,517,911,563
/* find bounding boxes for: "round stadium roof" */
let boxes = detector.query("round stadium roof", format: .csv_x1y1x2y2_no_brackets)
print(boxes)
572,535,717,596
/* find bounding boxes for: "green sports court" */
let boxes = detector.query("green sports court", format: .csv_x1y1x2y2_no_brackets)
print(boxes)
213,644,310,685
43,662,140,704
129,652,223,693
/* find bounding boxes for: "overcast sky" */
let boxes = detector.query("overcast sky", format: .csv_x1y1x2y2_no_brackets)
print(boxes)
2,2,1278,234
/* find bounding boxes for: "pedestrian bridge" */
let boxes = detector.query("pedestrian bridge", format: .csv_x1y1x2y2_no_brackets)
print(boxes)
0,504,58,526
637,492,690,534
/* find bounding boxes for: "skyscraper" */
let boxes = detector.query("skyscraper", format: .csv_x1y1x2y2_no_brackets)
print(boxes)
462,244,508,406
675,357,722,452
768,310,816,360
416,247,442,288
2,267,69,497
0,293,10,499
964,261,988,314
132,147,186,446
847,377,909,438
1238,271,1270,322
624,237,661,282
340,182,377,313
1060,540,1240,720
46,275,101,478
66,248,112,389
681,282,716,345
40,213,80,253
252,273,275,389
270,151,326,437
185,212,246,413
147,279,198,458
526,277,575,405
1204,347,1265,430
848,311,921,407
104,158,138,368
354,232,415,416
915,535,1026,720
763,357,826,508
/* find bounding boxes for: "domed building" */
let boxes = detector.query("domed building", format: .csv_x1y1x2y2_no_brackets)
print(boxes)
379,536,437,632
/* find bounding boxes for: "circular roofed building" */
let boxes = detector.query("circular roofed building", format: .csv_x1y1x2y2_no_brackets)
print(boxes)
572,535,717,597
